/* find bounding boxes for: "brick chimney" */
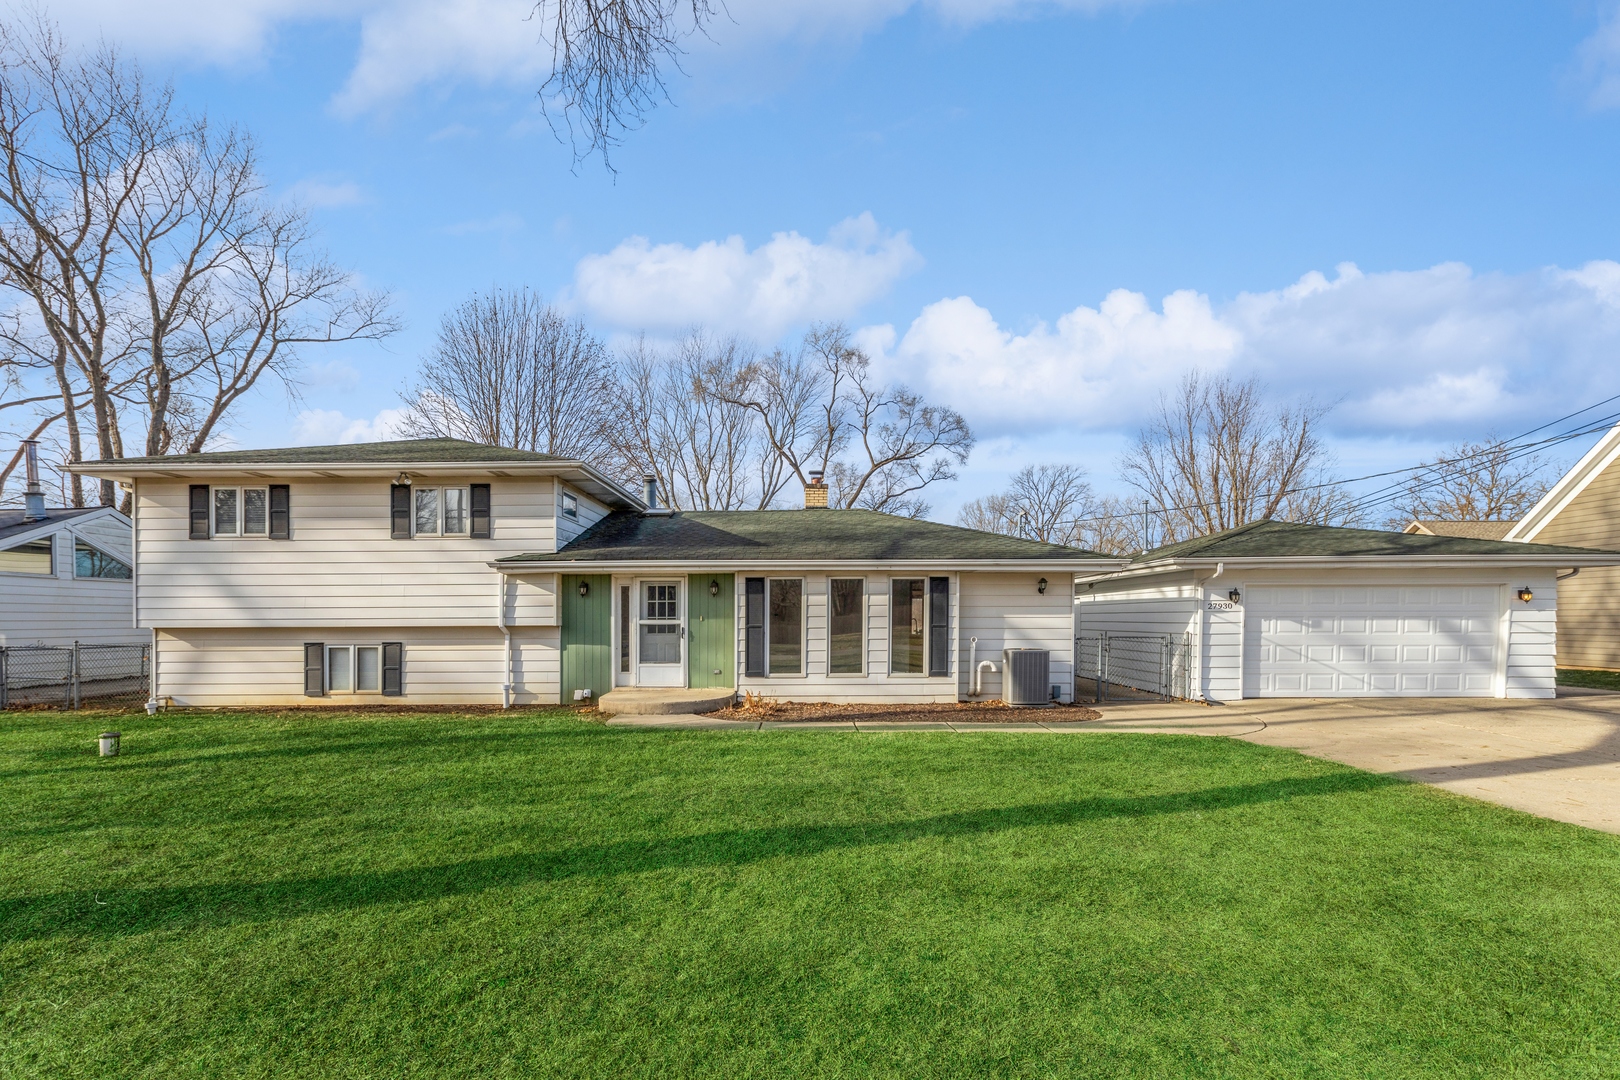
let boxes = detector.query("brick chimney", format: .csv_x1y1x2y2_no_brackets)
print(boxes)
804,469,828,509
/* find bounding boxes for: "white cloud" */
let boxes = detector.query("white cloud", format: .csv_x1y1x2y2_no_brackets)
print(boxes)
292,406,412,444
44,0,1146,114
570,212,920,339
1578,4,1620,109
873,261,1620,440
286,177,366,208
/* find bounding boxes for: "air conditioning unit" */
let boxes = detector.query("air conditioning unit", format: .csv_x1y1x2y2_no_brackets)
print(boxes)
1002,649,1052,707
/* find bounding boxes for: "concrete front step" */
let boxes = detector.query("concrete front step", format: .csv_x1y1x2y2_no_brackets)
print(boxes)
597,687,736,716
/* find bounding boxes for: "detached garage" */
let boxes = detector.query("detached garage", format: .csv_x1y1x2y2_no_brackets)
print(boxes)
1074,520,1620,701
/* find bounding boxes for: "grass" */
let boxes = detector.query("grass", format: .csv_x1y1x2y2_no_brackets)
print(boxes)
3,709,1620,1079
1557,667,1620,691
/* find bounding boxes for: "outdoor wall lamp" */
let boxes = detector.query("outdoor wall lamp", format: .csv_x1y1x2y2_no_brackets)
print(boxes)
1518,588,1534,603
394,472,410,486
708,579,720,597
577,581,590,598
1037,578,1048,594
1228,588,1242,604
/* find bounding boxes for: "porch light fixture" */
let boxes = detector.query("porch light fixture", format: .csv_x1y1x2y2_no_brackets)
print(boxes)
394,472,410,486
1037,578,1048,594
1517,587,1533,603
1228,588,1242,604
577,581,590,598
708,579,720,597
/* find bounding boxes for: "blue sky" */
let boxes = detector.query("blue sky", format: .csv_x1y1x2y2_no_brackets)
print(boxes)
37,0,1620,517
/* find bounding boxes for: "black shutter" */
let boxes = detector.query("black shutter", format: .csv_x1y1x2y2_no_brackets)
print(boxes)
390,484,411,539
744,577,765,677
303,643,325,696
470,483,491,538
268,485,290,540
381,642,403,697
189,485,210,539
928,576,949,677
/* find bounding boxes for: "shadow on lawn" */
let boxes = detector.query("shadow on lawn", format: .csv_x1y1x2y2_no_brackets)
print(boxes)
1,771,1403,941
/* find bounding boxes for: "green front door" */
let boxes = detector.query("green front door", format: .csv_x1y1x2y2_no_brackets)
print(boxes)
561,574,612,702
687,573,735,689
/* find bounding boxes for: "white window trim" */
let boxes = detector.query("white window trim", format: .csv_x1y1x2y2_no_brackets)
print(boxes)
211,486,271,539
326,644,384,694
887,575,932,679
408,486,471,537
826,576,866,677
764,576,808,678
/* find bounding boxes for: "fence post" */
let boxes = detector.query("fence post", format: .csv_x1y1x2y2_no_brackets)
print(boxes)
0,648,7,711
1100,634,1109,703
72,641,81,710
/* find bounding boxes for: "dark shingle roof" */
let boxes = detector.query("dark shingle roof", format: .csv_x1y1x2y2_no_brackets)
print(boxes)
1134,519,1610,561
99,438,567,467
1407,519,1518,540
0,507,105,545
502,509,1109,563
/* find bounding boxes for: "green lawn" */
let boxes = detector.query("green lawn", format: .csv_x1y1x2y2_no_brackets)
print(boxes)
1557,667,1620,691
4,710,1620,1079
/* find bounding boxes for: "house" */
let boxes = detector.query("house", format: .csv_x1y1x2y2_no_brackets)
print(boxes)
1403,520,1518,540
1,441,139,648
69,439,1112,707
1074,519,1620,700
1500,422,1620,670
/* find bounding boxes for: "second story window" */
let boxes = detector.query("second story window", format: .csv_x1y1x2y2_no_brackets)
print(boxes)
198,485,285,538
561,491,578,518
415,488,440,535
392,483,488,538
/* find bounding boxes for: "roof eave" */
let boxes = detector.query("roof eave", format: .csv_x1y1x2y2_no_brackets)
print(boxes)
1076,552,1620,582
1507,421,1620,542
491,557,1128,573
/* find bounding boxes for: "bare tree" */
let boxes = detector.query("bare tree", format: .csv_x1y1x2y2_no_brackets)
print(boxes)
607,329,786,510
707,322,973,518
0,20,395,507
957,464,1094,544
1120,370,1356,544
400,288,616,461
1385,436,1551,528
534,0,719,169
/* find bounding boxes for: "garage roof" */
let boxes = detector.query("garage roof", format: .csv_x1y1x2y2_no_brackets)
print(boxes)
1133,519,1618,563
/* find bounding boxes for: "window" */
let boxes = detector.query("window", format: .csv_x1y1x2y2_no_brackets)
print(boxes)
210,487,269,537
444,488,468,534
891,578,926,674
768,578,803,675
640,583,681,664
0,536,53,575
213,488,238,535
75,539,131,580
829,579,864,674
619,585,631,673
561,491,579,518
326,645,381,694
415,488,440,535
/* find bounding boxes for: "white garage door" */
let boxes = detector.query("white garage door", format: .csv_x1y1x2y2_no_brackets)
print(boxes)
1243,585,1501,697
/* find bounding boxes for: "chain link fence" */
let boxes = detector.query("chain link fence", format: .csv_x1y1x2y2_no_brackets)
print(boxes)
0,643,150,709
1075,632,1192,702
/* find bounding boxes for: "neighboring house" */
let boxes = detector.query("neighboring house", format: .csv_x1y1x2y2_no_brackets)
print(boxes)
1075,520,1620,700
0,506,139,647
71,439,1109,707
1403,520,1518,540
1504,422,1620,670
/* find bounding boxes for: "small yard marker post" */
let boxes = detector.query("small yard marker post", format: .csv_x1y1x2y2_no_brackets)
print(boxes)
99,731,120,757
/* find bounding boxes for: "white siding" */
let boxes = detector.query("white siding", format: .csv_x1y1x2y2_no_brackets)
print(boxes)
556,481,610,548
0,516,141,647
1074,574,1199,637
958,572,1076,703
1201,584,1244,702
153,626,515,706
511,627,561,705
135,476,561,628
504,574,558,625
1506,571,1558,698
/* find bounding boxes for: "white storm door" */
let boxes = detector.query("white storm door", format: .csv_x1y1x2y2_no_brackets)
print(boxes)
1244,585,1499,697
636,580,685,687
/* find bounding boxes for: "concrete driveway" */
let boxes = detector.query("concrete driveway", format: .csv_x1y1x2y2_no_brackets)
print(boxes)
1085,689,1620,834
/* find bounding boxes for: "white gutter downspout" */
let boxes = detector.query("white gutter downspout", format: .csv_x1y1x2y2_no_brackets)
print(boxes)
969,636,998,698
496,575,512,709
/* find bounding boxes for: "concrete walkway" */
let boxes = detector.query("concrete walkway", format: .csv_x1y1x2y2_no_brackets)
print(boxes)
605,691,1620,834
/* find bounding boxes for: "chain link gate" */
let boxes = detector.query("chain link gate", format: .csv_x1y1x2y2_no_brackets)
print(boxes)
0,643,150,709
1074,632,1192,702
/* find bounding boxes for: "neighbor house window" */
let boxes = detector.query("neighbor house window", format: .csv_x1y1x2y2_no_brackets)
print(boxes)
74,539,131,580
326,645,382,694
0,536,53,575
829,578,864,674
210,487,270,537
891,578,926,674
768,578,803,675
561,491,579,518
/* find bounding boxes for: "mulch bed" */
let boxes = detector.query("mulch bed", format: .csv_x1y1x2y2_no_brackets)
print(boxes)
713,698,1101,723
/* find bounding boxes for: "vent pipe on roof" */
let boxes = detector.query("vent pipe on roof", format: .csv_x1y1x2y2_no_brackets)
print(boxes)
643,474,658,509
21,440,46,522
